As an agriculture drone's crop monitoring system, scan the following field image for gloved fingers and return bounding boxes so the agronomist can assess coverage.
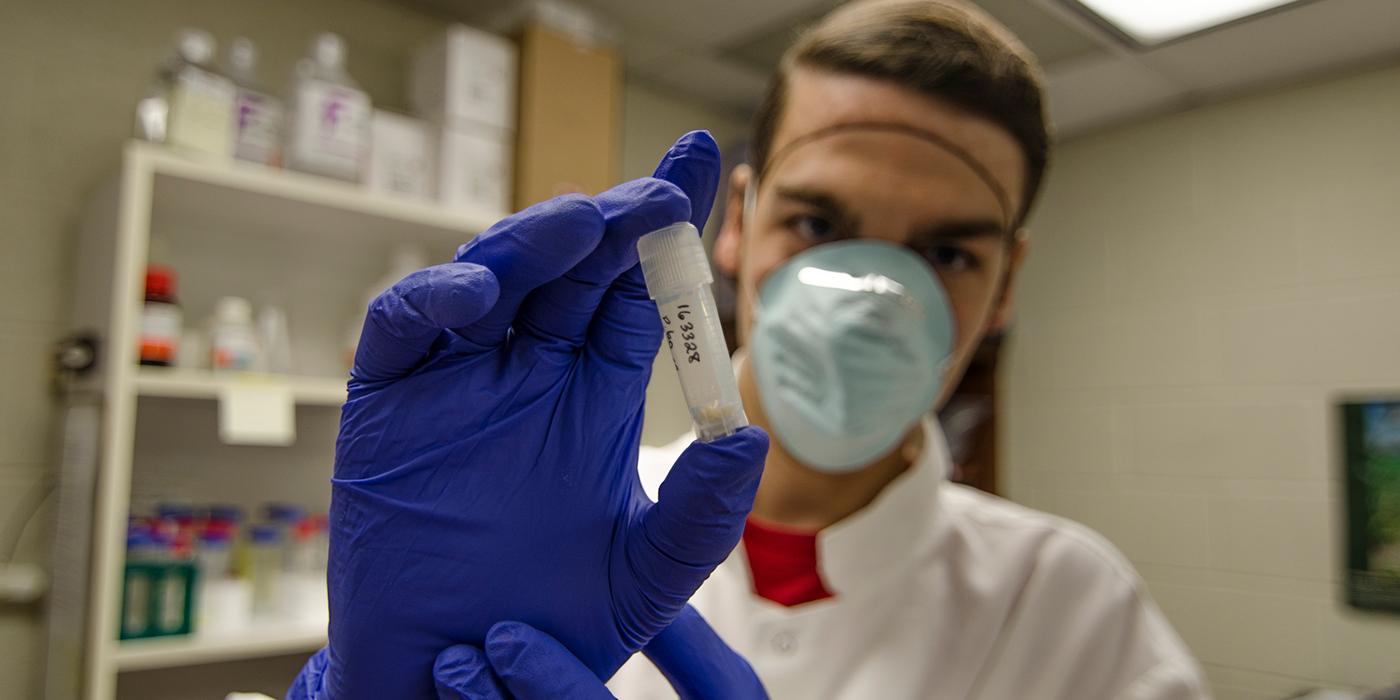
[484,622,617,700]
[643,606,769,700]
[512,176,689,359]
[452,193,606,350]
[434,645,510,700]
[651,130,723,233]
[285,646,331,700]
[636,426,769,580]
[581,131,722,376]
[352,263,501,384]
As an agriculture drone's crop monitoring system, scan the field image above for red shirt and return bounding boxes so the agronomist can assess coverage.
[740,517,834,607]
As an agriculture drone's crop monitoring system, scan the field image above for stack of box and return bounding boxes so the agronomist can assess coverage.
[411,25,517,215]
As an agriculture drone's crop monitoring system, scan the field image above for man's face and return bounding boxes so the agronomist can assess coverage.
[717,67,1029,411]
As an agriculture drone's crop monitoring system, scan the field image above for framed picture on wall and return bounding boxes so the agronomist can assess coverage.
[1341,397,1400,614]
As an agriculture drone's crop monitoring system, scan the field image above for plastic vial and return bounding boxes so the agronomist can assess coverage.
[636,223,748,442]
[139,266,181,366]
[285,33,371,181]
[225,37,284,167]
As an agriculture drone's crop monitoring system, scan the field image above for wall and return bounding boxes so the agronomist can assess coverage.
[1004,62,1400,699]
[621,81,749,446]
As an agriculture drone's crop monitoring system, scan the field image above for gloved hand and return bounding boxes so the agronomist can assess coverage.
[431,606,768,700]
[286,131,769,699]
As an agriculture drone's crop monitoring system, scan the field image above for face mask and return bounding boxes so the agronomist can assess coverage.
[750,240,955,473]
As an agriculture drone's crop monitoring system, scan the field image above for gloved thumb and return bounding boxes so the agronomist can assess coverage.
[433,644,508,700]
[484,622,617,699]
[637,427,769,579]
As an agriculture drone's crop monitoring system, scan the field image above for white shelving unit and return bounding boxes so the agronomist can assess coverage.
[65,140,502,700]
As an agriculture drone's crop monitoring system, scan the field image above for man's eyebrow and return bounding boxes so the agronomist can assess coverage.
[774,186,860,232]
[910,218,1008,244]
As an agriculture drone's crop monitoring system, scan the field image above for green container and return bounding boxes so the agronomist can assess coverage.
[119,562,198,640]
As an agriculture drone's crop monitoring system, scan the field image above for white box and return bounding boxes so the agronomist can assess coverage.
[412,25,517,131]
[365,110,433,198]
[438,124,513,215]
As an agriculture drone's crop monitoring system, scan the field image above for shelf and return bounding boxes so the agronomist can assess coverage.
[113,623,326,671]
[135,368,347,406]
[132,139,504,246]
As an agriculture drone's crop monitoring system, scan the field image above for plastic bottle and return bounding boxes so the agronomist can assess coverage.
[121,531,159,639]
[153,536,196,636]
[141,29,236,157]
[285,33,371,181]
[225,37,284,167]
[248,524,284,617]
[139,266,181,367]
[256,305,293,374]
[209,297,261,372]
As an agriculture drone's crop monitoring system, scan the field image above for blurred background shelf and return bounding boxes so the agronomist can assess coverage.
[113,624,327,672]
[137,140,504,246]
[61,136,504,700]
[135,368,347,406]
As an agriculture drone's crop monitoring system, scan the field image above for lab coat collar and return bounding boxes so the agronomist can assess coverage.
[815,414,951,597]
[729,349,952,598]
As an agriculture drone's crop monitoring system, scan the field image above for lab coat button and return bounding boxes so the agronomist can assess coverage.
[771,629,797,654]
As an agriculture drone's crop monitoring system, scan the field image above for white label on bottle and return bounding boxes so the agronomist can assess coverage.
[234,89,283,165]
[139,303,182,363]
[291,80,369,178]
[210,326,258,371]
[168,67,235,156]
[123,573,150,635]
[159,571,186,632]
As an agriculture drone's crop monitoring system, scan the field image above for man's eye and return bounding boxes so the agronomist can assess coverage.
[929,245,981,272]
[789,214,836,242]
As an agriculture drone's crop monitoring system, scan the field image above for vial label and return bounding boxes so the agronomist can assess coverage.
[234,89,283,166]
[660,301,704,370]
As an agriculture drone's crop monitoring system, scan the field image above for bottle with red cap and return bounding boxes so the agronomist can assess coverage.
[139,266,182,366]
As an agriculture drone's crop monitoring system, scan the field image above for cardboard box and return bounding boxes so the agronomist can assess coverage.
[365,110,432,199]
[513,22,619,209]
[412,25,517,131]
[437,124,513,215]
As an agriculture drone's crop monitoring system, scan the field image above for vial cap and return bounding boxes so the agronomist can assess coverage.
[636,222,712,300]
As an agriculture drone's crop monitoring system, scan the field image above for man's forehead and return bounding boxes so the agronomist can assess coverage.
[770,67,1027,213]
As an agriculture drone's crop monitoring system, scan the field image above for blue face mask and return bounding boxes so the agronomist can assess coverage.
[750,240,955,473]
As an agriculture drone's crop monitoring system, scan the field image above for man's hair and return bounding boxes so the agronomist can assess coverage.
[750,0,1051,226]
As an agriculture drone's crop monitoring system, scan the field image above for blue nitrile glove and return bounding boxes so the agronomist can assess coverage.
[286,131,768,700]
[431,606,768,700]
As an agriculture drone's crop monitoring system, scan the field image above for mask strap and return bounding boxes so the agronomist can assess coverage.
[759,121,1015,231]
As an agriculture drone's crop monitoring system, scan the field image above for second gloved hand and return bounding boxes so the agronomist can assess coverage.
[290,132,769,699]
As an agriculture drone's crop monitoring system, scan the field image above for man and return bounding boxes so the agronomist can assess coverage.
[605,1,1208,697]
[292,1,1207,698]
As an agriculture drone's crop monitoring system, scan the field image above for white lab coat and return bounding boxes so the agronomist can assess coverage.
[610,418,1210,699]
